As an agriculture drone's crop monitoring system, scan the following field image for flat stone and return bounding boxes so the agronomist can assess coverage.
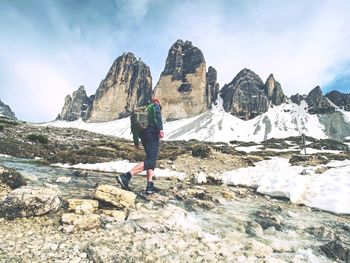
[67,199,99,214]
[94,184,136,209]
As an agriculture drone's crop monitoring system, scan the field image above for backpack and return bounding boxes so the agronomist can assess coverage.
[131,104,157,131]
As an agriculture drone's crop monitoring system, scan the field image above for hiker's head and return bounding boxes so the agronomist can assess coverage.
[152,96,160,105]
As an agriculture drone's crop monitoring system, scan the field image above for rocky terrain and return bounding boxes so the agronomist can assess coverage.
[326,90,350,111]
[0,117,350,262]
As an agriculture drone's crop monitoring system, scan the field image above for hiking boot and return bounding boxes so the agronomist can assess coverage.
[145,182,159,194]
[116,172,131,191]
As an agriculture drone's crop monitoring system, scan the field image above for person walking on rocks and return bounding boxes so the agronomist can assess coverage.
[117,96,164,194]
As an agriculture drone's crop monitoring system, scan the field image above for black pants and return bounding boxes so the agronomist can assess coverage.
[140,127,159,170]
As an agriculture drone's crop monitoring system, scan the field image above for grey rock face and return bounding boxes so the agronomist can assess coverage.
[0,99,16,120]
[154,40,209,120]
[290,93,305,105]
[206,66,219,107]
[264,74,285,106]
[59,85,92,121]
[86,52,152,122]
[0,186,61,219]
[326,90,350,111]
[220,68,269,120]
[162,39,205,79]
[306,86,335,114]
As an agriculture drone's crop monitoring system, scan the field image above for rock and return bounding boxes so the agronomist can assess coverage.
[0,165,27,189]
[58,85,92,121]
[0,183,10,201]
[61,213,101,232]
[308,139,348,151]
[220,68,269,120]
[0,186,61,218]
[153,40,209,120]
[306,86,335,114]
[193,172,207,184]
[94,184,136,209]
[264,74,286,106]
[206,66,219,107]
[67,199,99,214]
[289,154,329,166]
[326,90,350,111]
[305,226,335,240]
[86,52,152,122]
[255,210,283,230]
[191,144,211,158]
[245,221,264,237]
[290,93,305,105]
[56,176,71,183]
[0,99,16,120]
[99,209,126,223]
[245,239,273,258]
[320,239,350,262]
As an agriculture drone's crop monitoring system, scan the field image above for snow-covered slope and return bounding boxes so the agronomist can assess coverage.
[44,100,350,142]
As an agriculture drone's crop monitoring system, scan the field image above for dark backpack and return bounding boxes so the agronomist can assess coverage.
[131,104,157,131]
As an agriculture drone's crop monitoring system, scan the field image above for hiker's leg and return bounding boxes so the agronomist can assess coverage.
[130,162,144,176]
[146,169,154,182]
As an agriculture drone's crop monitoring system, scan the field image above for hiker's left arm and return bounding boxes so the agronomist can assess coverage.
[155,104,163,131]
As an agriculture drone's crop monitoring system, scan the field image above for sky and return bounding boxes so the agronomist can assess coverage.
[1,0,350,122]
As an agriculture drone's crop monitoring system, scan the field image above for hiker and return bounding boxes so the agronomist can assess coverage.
[116,96,164,194]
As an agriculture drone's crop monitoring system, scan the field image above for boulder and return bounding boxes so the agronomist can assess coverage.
[67,199,99,214]
[86,52,152,122]
[94,184,136,209]
[0,186,61,218]
[0,165,27,189]
[153,40,209,120]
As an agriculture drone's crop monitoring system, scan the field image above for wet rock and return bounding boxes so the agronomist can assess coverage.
[99,209,126,223]
[61,213,101,232]
[320,239,350,262]
[0,186,61,219]
[94,184,136,209]
[0,165,27,189]
[67,199,99,214]
[191,144,212,158]
[245,221,264,237]
[245,239,273,258]
[255,210,283,231]
[305,226,335,240]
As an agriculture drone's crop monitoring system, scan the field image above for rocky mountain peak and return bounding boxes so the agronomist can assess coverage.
[58,85,92,121]
[162,39,205,80]
[263,73,285,106]
[153,40,209,120]
[85,52,152,122]
[0,99,16,120]
[326,90,350,111]
[306,86,335,114]
[206,66,219,107]
[220,68,268,120]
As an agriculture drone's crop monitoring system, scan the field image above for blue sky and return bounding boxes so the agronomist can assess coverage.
[1,0,350,122]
